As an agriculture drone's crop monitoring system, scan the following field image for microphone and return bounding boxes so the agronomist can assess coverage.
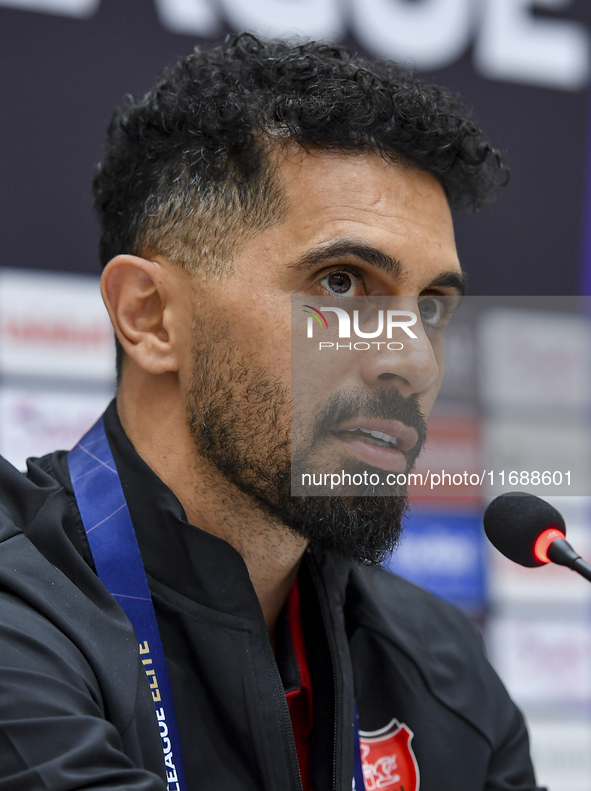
[483,492,591,583]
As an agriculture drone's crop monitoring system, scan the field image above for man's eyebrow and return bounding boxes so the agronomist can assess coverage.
[289,239,402,277]
[289,238,466,295]
[424,270,466,296]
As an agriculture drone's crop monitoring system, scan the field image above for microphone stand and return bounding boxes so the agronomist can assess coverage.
[548,538,591,583]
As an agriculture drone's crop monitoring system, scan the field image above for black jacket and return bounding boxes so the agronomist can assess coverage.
[0,402,544,791]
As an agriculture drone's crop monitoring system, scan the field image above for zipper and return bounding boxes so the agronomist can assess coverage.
[261,621,304,791]
[307,555,344,791]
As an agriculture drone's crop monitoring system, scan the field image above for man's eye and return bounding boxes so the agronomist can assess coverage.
[320,271,357,296]
[418,297,444,327]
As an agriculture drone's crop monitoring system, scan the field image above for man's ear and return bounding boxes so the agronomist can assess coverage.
[101,255,180,375]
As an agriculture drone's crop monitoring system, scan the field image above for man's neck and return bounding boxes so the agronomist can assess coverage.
[116,383,307,638]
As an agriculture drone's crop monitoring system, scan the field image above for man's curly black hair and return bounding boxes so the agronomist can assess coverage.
[93,33,507,275]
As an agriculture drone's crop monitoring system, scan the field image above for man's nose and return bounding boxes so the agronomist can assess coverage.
[356,316,440,397]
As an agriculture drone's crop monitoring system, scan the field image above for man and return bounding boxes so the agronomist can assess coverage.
[0,34,544,791]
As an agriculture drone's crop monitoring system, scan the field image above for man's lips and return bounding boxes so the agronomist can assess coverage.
[335,419,418,451]
[331,419,419,474]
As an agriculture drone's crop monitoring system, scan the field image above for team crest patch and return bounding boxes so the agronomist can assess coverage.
[359,718,420,791]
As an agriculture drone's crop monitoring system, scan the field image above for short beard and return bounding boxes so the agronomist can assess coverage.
[185,321,424,565]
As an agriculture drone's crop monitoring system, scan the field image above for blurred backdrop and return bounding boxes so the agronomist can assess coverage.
[1,2,591,789]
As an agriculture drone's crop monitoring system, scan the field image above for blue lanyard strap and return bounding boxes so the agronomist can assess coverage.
[67,416,187,791]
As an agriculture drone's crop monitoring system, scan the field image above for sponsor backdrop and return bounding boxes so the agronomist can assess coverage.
[2,2,591,789]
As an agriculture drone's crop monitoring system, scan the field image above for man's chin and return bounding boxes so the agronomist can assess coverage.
[274,491,409,566]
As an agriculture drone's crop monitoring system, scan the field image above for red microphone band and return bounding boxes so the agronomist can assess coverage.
[534,527,567,564]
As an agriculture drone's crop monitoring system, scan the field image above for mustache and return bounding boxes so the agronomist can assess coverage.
[311,386,428,465]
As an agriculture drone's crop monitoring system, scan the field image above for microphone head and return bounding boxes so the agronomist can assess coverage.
[483,492,566,567]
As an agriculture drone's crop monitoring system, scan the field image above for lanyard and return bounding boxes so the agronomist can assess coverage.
[68,414,366,791]
[67,416,187,791]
